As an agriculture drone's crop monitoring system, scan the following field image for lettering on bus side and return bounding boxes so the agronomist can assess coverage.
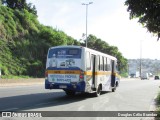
[50,75,65,78]
[65,71,75,74]
[54,71,61,74]
[65,75,77,79]
[57,79,70,83]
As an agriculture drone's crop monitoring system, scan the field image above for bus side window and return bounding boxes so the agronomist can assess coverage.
[86,52,91,70]
[116,62,119,72]
[99,56,102,71]
[98,56,100,71]
[115,61,119,72]
[113,60,118,72]
[104,57,107,71]
[100,56,103,71]
[102,57,104,71]
[107,58,111,71]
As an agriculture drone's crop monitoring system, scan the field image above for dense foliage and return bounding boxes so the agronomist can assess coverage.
[82,35,128,74]
[0,1,127,78]
[125,0,160,40]
[2,0,37,15]
[0,5,76,77]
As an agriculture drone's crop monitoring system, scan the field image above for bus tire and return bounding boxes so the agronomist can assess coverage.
[112,82,118,92]
[65,90,75,96]
[112,86,116,92]
[94,85,101,97]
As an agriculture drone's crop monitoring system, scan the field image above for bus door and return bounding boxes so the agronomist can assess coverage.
[111,60,116,87]
[91,54,96,89]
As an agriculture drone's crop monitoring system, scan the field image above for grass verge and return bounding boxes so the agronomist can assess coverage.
[1,75,31,79]
[0,77,45,87]
[155,92,160,120]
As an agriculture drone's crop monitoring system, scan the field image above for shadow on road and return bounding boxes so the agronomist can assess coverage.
[0,91,110,111]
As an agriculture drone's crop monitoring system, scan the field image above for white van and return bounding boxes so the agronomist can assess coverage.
[141,73,149,80]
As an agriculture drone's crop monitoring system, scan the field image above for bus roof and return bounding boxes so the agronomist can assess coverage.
[49,45,117,61]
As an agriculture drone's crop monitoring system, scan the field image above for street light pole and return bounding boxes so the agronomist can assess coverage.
[140,40,142,78]
[82,2,93,48]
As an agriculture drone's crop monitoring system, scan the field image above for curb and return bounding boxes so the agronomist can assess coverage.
[149,95,158,112]
[0,78,45,87]
[0,82,44,87]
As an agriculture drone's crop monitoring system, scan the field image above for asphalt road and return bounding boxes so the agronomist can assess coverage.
[0,78,160,120]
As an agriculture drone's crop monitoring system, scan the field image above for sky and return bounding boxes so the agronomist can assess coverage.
[26,0,160,60]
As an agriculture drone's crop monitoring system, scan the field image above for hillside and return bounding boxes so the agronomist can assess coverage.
[0,2,127,78]
[0,5,77,78]
[128,59,160,75]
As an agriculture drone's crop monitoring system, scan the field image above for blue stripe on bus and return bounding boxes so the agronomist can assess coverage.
[47,67,82,71]
[45,79,85,92]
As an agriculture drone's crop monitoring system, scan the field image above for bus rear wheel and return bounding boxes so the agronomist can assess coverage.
[112,82,118,92]
[112,85,116,92]
[112,87,116,92]
[94,85,101,97]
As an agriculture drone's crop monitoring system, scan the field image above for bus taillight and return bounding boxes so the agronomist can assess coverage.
[79,71,84,81]
[45,70,48,79]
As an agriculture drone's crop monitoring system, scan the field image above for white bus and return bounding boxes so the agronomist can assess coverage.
[45,45,120,97]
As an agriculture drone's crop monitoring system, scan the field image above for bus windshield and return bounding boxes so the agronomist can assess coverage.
[48,48,81,59]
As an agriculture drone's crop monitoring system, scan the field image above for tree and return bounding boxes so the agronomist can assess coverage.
[2,0,27,9]
[2,0,37,15]
[82,34,128,74]
[26,3,37,16]
[125,0,160,40]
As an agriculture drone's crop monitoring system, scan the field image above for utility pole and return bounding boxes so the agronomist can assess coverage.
[140,40,142,77]
[82,2,93,48]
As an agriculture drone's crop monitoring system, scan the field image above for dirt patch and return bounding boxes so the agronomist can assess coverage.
[0,78,45,87]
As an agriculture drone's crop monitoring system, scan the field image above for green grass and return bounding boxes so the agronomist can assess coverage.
[1,75,31,79]
[155,92,160,120]
[120,72,128,78]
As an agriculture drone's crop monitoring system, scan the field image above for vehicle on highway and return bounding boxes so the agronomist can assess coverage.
[45,45,120,97]
[141,73,149,80]
[154,75,160,80]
